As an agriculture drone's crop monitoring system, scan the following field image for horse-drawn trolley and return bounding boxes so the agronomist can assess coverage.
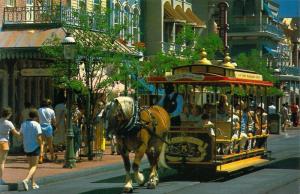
[146,50,273,174]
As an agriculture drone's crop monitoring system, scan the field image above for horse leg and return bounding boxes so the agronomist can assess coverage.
[132,129,150,186]
[146,146,160,189]
[120,149,133,193]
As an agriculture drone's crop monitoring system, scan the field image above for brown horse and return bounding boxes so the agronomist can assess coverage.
[103,96,170,193]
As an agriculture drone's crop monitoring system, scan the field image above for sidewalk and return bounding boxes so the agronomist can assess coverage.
[4,146,126,189]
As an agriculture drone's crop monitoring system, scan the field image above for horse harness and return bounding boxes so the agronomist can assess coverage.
[115,101,171,147]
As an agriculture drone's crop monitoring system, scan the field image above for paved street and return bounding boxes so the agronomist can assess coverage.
[5,129,300,194]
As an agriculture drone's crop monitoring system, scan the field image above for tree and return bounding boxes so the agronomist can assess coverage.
[235,49,283,96]
[141,25,223,76]
[41,6,141,160]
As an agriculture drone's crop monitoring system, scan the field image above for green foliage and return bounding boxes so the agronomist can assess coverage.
[40,6,140,120]
[267,87,284,97]
[195,33,224,60]
[142,27,223,76]
[235,49,275,82]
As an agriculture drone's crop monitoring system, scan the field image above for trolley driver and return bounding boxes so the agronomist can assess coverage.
[158,83,183,126]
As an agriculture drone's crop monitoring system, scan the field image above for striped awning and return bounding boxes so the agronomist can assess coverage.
[164,2,185,23]
[185,9,206,28]
[174,6,197,26]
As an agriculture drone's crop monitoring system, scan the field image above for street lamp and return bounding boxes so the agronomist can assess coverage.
[62,32,76,168]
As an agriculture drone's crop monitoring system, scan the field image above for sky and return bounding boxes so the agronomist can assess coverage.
[275,0,300,17]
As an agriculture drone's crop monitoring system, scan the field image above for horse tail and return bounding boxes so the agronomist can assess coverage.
[158,142,171,169]
[148,105,170,136]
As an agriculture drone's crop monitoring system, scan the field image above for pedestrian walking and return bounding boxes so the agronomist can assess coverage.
[281,103,289,132]
[54,99,67,151]
[0,107,20,184]
[291,102,299,127]
[20,108,42,191]
[38,99,56,163]
[267,102,276,115]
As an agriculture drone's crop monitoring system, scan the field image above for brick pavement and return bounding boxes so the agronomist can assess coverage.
[4,147,124,184]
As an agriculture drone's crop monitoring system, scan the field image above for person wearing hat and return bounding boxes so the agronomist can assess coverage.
[255,103,268,148]
[158,83,183,126]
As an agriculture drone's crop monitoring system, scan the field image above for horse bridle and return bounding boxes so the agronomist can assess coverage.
[104,100,128,135]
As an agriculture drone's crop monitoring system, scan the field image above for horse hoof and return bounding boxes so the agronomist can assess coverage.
[123,187,133,193]
[135,172,145,186]
[147,181,156,189]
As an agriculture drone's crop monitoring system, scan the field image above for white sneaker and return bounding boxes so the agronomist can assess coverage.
[22,179,29,191]
[32,184,40,190]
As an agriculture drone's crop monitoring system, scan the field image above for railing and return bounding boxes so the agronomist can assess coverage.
[3,5,106,31]
[281,66,300,76]
[229,23,284,39]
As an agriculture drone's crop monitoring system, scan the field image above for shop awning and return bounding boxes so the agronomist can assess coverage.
[263,46,278,57]
[174,6,197,26]
[164,2,185,23]
[0,28,65,48]
[185,8,206,28]
[0,28,139,59]
[263,2,279,23]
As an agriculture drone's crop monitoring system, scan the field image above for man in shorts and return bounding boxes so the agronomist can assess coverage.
[38,99,56,163]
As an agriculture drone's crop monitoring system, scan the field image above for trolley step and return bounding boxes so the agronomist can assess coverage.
[216,156,268,173]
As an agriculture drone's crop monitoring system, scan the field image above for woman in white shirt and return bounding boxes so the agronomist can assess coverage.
[0,107,20,184]
[38,99,56,163]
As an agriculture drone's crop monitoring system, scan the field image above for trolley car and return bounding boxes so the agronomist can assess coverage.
[145,49,273,174]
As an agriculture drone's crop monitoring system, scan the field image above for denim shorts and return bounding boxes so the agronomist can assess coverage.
[41,123,53,138]
[25,147,40,157]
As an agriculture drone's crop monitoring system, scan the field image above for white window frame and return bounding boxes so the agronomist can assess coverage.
[123,6,131,43]
[132,9,140,44]
[6,0,15,7]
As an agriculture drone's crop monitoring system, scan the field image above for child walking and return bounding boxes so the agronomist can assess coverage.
[20,109,42,191]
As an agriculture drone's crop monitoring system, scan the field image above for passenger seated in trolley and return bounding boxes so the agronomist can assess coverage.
[189,104,202,121]
[227,106,245,154]
[242,105,257,150]
[202,113,215,136]
[180,103,192,122]
[255,103,268,148]
[216,94,230,121]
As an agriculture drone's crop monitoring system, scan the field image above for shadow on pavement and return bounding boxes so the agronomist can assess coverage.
[79,187,124,194]
[265,157,300,170]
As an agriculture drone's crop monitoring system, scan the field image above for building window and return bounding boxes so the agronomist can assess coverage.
[132,9,139,44]
[26,0,33,6]
[123,6,131,42]
[93,0,101,12]
[6,0,15,7]
[114,4,121,25]
[232,0,244,16]
[245,0,256,16]
[78,0,86,10]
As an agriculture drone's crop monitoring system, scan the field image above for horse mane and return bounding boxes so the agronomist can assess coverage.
[115,96,135,121]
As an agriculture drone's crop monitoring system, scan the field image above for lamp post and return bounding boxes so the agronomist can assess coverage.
[274,68,281,112]
[62,32,76,168]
